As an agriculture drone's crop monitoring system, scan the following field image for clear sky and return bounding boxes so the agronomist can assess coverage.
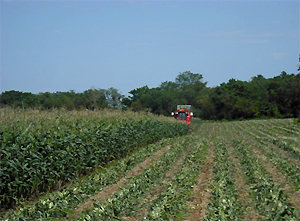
[1,0,299,96]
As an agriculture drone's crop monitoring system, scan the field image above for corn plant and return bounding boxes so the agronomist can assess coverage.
[0,109,189,207]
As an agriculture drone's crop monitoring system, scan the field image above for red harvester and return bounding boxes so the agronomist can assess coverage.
[171,105,193,125]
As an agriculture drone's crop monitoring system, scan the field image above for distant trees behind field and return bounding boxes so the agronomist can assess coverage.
[0,87,124,111]
[1,70,300,121]
[124,71,300,120]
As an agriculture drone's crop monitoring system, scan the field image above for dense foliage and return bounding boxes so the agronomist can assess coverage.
[0,109,189,208]
[126,71,300,120]
[0,87,124,110]
[1,70,299,120]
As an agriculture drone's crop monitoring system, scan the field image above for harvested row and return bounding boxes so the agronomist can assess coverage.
[194,120,299,220]
[227,145,260,220]
[230,121,300,217]
[78,135,201,220]
[247,119,300,136]
[204,142,241,220]
[234,122,300,189]
[221,122,260,220]
[71,144,173,218]
[241,120,300,158]
[259,120,300,137]
[232,140,296,219]
[144,139,207,220]
[185,123,218,221]
[81,137,188,220]
[128,144,193,220]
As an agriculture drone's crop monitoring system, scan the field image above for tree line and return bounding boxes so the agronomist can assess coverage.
[125,70,300,120]
[1,70,300,121]
[0,87,124,111]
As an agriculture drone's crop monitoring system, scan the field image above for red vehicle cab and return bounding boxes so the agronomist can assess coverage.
[171,105,193,124]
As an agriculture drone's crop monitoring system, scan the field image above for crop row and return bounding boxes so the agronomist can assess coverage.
[204,141,241,221]
[243,134,300,190]
[1,116,189,207]
[202,120,300,220]
[145,139,207,219]
[2,137,178,220]
[79,136,190,220]
[241,120,300,155]
[232,140,297,220]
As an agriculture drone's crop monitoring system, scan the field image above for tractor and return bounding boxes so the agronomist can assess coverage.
[171,105,193,131]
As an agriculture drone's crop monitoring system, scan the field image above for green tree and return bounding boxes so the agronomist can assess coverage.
[249,75,269,117]
[85,88,107,110]
[105,87,124,109]
[175,71,204,89]
[0,90,23,108]
[129,86,150,102]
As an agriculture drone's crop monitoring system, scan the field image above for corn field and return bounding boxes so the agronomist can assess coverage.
[1,109,300,220]
[0,108,188,209]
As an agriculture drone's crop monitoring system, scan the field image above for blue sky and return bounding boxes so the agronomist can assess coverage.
[1,0,299,96]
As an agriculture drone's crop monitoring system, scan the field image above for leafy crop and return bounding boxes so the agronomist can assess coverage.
[232,141,296,220]
[205,142,241,221]
[79,137,187,220]
[0,109,189,207]
[3,138,175,220]
[146,140,207,220]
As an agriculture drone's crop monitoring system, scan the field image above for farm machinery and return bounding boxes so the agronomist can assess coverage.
[171,105,193,131]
